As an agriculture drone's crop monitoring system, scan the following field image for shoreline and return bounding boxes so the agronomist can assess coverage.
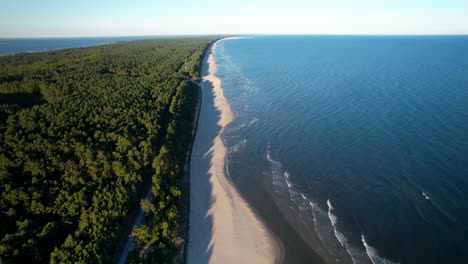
[188,37,284,263]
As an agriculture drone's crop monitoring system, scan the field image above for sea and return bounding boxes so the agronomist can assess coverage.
[0,35,198,55]
[215,35,468,264]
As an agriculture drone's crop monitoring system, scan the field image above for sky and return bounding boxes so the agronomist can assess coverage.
[1,0,468,37]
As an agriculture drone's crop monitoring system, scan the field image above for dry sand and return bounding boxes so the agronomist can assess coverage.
[188,38,283,264]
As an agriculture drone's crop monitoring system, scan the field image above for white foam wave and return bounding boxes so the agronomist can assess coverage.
[306,199,352,262]
[292,189,376,264]
[229,139,247,153]
[422,192,430,200]
[327,200,338,227]
[267,144,290,196]
[266,143,272,161]
[267,145,352,263]
[238,74,253,93]
[328,200,373,264]
[284,171,293,188]
[247,117,258,127]
[362,235,398,264]
[327,200,349,251]
[239,118,258,129]
[266,144,396,264]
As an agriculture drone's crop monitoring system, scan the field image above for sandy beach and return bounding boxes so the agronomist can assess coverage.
[187,37,283,263]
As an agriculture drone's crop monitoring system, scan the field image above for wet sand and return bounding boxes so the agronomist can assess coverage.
[187,38,283,264]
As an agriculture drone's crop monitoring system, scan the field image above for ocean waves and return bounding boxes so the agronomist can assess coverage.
[267,145,397,264]
[216,35,468,263]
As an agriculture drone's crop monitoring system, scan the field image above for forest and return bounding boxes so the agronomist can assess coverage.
[0,36,218,263]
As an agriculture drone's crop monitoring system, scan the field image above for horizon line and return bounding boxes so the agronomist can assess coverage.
[2,33,468,39]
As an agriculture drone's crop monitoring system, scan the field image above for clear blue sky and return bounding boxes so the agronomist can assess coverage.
[1,0,467,37]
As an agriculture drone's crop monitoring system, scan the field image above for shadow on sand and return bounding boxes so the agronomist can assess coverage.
[186,48,222,263]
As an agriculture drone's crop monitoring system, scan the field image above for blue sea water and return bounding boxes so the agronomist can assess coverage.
[215,36,468,264]
[0,36,189,55]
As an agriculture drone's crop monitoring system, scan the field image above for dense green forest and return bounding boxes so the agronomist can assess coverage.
[0,37,218,263]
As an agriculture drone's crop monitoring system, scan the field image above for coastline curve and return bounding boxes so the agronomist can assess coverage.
[188,37,284,264]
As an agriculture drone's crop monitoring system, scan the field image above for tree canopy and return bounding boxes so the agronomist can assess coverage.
[0,37,218,263]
